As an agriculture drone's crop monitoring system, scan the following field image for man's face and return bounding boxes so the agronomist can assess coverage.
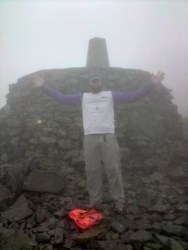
[89,77,102,93]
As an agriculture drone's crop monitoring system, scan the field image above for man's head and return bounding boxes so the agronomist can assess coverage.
[89,76,102,93]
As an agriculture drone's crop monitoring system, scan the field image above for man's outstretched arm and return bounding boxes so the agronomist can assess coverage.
[112,71,164,104]
[32,74,83,106]
[42,85,83,105]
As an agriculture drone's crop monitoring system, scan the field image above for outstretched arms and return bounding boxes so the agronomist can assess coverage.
[31,74,83,106]
[42,85,83,105]
[112,71,164,104]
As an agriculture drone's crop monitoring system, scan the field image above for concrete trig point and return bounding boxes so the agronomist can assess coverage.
[86,37,110,68]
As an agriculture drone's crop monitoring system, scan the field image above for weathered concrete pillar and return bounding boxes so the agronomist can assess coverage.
[86,37,110,68]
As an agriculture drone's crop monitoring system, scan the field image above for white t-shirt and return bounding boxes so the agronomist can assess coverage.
[82,91,115,135]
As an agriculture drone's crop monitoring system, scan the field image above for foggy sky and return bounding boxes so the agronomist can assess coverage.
[0,0,188,116]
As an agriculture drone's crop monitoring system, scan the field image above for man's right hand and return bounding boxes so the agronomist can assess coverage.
[31,73,45,87]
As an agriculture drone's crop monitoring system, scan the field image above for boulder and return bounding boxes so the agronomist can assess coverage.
[23,170,65,194]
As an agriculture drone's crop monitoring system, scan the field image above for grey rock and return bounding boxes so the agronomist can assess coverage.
[1,153,9,162]
[111,220,126,233]
[11,136,20,145]
[54,227,64,244]
[26,222,32,229]
[139,198,153,209]
[143,247,153,250]
[35,207,47,224]
[128,205,140,215]
[54,208,66,217]
[1,230,37,249]
[76,227,107,243]
[36,232,50,243]
[121,232,132,243]
[48,229,55,236]
[155,233,169,245]
[45,245,53,250]
[0,228,15,238]
[89,240,122,250]
[148,213,163,223]
[162,223,187,237]
[164,214,176,221]
[63,238,75,248]
[7,119,22,127]
[178,240,188,249]
[12,194,29,208]
[149,222,161,231]
[120,245,133,250]
[1,206,33,222]
[169,238,184,250]
[174,216,188,226]
[0,184,15,210]
[149,203,171,214]
[40,136,56,144]
[123,219,137,230]
[1,198,33,223]
[23,170,65,194]
[168,168,186,181]
[69,128,80,140]
[136,219,150,230]
[34,224,49,233]
[177,205,188,213]
[58,139,71,149]
[48,217,58,229]
[15,232,38,248]
[57,220,65,229]
[0,163,28,194]
[30,138,38,144]
[130,230,153,242]
[111,233,119,240]
[146,242,162,250]
[108,74,120,81]
[136,140,149,147]
[0,228,37,249]
[150,172,164,182]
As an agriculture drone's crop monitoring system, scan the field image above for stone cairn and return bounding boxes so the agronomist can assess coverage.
[0,38,188,249]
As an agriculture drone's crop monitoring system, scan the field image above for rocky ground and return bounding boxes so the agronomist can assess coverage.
[0,155,188,250]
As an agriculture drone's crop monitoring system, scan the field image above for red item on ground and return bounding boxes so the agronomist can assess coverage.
[69,208,103,230]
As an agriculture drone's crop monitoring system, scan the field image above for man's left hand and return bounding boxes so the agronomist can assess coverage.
[151,71,165,84]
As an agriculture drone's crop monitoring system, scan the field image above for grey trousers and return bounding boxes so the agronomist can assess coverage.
[83,134,125,205]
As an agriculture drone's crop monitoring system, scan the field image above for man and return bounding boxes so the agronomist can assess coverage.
[32,71,164,213]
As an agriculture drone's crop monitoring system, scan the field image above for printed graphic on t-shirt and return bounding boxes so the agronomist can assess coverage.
[85,95,110,114]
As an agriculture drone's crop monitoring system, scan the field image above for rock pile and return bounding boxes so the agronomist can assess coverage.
[0,67,183,169]
[0,37,187,249]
